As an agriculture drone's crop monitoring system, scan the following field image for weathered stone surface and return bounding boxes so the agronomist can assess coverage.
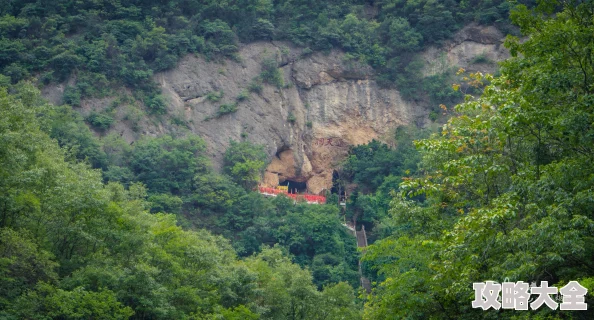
[422,23,510,76]
[42,24,508,194]
[292,50,373,89]
[156,41,422,194]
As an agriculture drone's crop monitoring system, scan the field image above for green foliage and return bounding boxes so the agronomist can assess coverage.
[390,57,425,100]
[103,165,134,186]
[3,63,29,83]
[422,71,464,107]
[416,0,457,43]
[63,86,81,106]
[148,193,183,214]
[0,84,361,319]
[86,111,114,131]
[384,18,423,54]
[11,284,134,320]
[123,105,144,131]
[50,51,83,81]
[75,72,112,98]
[38,102,108,169]
[280,45,290,57]
[101,133,131,167]
[252,18,275,41]
[102,131,211,195]
[471,53,493,64]
[273,204,360,288]
[0,228,58,309]
[0,74,10,87]
[243,247,361,320]
[223,140,267,189]
[129,135,209,195]
[0,1,552,318]
[201,19,239,57]
[198,190,361,287]
[97,134,359,290]
[344,131,423,193]
[217,102,238,117]
[260,57,284,88]
[170,112,188,127]
[428,110,438,122]
[247,78,263,93]
[340,125,429,240]
[364,1,594,317]
[206,90,224,102]
[287,112,296,123]
[236,89,249,102]
[144,94,167,115]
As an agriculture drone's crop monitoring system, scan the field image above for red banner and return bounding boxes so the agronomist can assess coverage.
[258,187,326,204]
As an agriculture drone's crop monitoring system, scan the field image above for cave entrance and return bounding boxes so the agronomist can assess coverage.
[279,179,307,194]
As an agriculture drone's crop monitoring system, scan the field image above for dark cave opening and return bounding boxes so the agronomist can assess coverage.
[279,179,307,194]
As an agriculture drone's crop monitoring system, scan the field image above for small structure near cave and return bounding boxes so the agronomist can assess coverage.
[279,179,307,194]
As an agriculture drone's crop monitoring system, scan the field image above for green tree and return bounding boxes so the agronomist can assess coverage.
[40,103,108,169]
[128,134,209,195]
[11,284,134,320]
[417,0,457,43]
[363,1,594,318]
[260,57,284,88]
[384,17,423,54]
[343,140,405,192]
[0,82,361,320]
[223,140,267,190]
[0,228,58,311]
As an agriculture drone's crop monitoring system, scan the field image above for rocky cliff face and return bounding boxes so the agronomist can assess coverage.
[422,23,509,76]
[157,42,420,194]
[42,24,508,194]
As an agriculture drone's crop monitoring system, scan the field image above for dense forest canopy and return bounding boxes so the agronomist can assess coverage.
[361,0,594,318]
[0,0,532,105]
[1,0,594,319]
[0,83,362,319]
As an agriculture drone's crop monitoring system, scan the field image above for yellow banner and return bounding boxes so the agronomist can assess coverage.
[277,186,288,191]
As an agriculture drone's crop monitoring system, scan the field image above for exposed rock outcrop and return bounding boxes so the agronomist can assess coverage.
[42,24,508,194]
[156,42,420,194]
[422,23,510,76]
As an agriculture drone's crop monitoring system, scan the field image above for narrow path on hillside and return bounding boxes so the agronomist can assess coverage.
[355,226,372,293]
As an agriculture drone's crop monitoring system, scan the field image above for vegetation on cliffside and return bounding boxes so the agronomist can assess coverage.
[0,0,530,105]
[347,1,594,318]
[0,84,362,319]
[2,0,594,319]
